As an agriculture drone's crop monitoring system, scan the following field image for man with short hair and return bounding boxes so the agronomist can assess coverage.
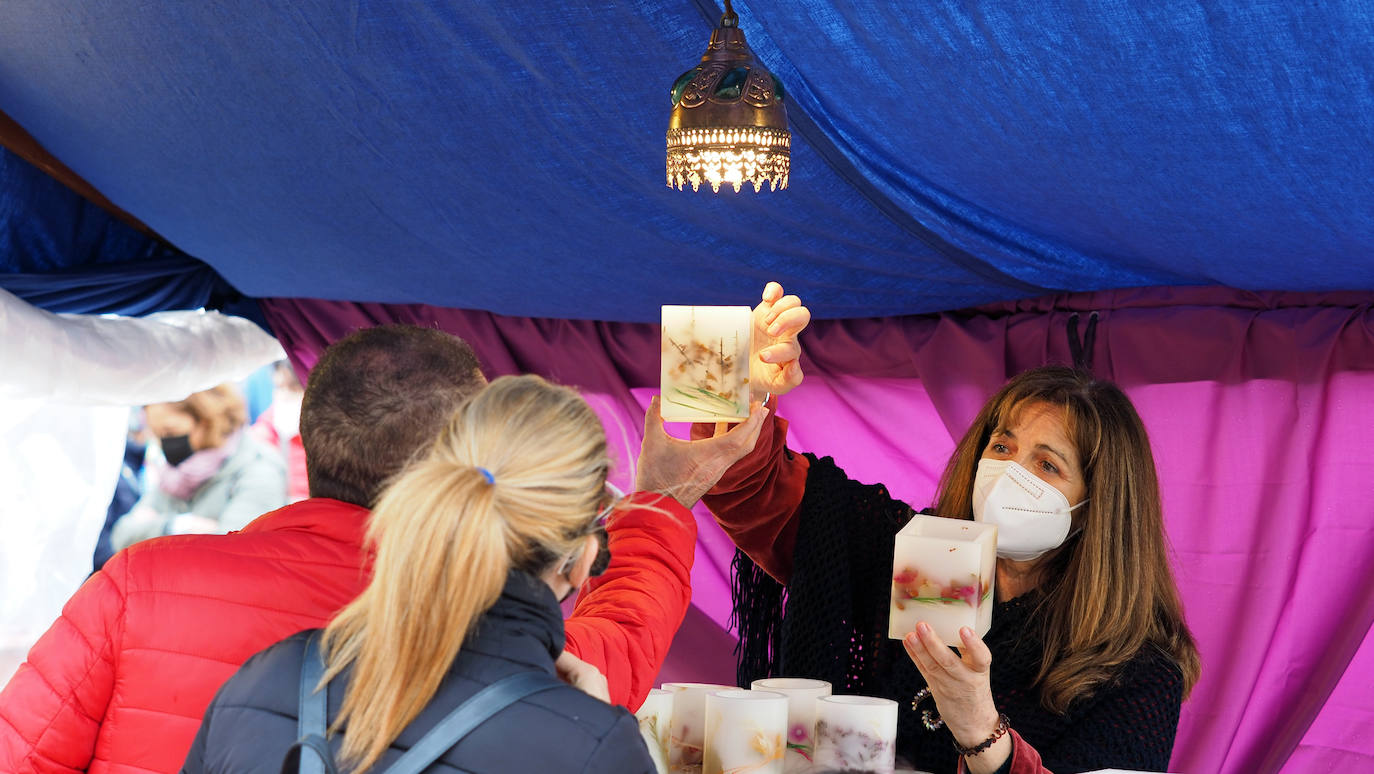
[0,324,717,774]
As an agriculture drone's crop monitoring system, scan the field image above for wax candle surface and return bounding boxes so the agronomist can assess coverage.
[663,682,735,771]
[704,689,788,774]
[813,695,899,773]
[888,514,997,646]
[661,305,752,422]
[750,678,831,772]
[637,688,674,774]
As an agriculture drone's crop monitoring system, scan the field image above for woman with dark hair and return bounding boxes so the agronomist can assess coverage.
[639,286,1200,774]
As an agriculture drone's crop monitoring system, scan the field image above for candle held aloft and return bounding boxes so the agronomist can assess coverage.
[888,514,997,647]
[661,305,752,422]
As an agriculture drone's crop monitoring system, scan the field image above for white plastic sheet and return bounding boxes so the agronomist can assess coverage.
[0,288,285,685]
[0,401,126,685]
[0,286,284,405]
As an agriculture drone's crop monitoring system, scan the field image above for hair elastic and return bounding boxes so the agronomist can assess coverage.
[477,467,495,484]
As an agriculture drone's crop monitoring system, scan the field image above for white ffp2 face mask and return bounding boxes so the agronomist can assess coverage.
[972,459,1087,561]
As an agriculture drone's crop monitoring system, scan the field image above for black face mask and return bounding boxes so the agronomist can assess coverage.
[558,527,611,604]
[160,434,194,467]
[588,525,610,577]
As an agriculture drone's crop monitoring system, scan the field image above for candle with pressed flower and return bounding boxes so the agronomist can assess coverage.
[663,682,735,771]
[888,514,997,646]
[704,689,788,774]
[660,305,752,423]
[749,678,831,772]
[637,688,674,774]
[813,695,899,773]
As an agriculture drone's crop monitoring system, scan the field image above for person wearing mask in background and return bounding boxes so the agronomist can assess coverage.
[111,384,286,549]
[0,319,793,774]
[252,360,309,502]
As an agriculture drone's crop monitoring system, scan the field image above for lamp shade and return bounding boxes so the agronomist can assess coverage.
[667,5,790,193]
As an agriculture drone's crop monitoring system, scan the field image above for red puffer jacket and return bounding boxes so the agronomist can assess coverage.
[0,492,696,774]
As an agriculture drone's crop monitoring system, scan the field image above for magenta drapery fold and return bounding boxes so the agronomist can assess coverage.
[260,287,1374,774]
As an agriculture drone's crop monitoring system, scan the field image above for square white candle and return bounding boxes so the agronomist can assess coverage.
[661,305,752,423]
[704,689,788,774]
[888,514,997,646]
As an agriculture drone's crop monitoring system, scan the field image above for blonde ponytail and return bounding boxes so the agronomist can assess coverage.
[319,375,609,772]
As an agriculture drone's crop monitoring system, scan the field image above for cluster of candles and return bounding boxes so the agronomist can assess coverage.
[635,678,898,774]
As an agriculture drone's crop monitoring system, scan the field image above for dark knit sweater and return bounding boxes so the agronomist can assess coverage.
[732,455,1184,774]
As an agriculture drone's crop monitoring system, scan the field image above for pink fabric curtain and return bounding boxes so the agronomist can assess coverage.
[261,287,1374,773]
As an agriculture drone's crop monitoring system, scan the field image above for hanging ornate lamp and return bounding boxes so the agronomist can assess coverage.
[667,1,790,193]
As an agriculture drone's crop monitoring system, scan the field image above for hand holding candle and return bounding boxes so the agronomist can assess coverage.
[633,396,768,510]
[902,624,1011,773]
[748,282,811,402]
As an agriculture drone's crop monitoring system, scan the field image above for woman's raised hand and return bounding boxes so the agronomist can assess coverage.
[750,282,811,402]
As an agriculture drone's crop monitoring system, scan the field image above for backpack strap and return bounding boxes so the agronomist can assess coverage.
[282,633,336,774]
[380,670,563,774]
[285,633,562,774]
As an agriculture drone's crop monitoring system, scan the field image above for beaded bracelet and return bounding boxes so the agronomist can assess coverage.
[952,713,1011,757]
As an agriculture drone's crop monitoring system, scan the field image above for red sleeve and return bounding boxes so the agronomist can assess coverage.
[0,554,127,774]
[957,730,1052,774]
[563,492,696,711]
[692,397,809,584]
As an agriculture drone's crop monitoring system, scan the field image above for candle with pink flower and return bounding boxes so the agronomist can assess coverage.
[750,677,831,772]
[703,689,788,774]
[888,513,997,646]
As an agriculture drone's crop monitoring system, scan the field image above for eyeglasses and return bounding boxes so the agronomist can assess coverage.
[592,480,627,529]
[557,478,623,582]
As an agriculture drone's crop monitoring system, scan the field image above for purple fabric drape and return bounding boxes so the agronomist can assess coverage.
[260,287,1374,774]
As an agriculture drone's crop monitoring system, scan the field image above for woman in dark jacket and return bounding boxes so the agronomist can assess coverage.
[182,375,654,773]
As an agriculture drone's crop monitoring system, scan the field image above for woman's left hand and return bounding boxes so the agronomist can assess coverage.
[749,282,811,402]
[555,650,611,704]
[903,623,1003,752]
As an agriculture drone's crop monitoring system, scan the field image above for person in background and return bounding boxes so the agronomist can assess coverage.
[639,285,1199,774]
[1,323,763,774]
[252,360,309,502]
[110,384,287,549]
[184,376,666,772]
[91,434,147,571]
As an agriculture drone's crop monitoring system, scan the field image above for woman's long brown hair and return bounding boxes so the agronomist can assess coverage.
[932,366,1200,712]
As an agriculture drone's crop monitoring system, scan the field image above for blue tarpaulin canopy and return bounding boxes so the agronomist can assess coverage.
[1,1,1370,320]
